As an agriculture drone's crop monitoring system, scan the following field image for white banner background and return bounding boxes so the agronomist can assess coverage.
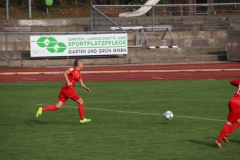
[30,33,128,57]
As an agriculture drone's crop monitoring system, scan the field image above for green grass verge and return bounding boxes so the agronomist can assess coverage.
[0,80,239,160]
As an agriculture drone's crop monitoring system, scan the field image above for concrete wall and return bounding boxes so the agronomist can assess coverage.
[0,16,234,67]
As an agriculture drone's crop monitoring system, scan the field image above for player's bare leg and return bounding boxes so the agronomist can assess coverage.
[56,101,64,109]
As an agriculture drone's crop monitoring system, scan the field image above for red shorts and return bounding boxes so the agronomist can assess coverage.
[58,87,80,104]
[227,100,240,122]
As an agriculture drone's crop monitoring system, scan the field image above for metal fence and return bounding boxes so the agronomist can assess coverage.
[92,3,240,31]
[1,3,240,61]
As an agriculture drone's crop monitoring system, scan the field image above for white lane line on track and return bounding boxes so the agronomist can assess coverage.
[0,80,221,85]
[152,77,165,79]
[1,68,240,75]
[35,104,225,122]
[23,78,37,80]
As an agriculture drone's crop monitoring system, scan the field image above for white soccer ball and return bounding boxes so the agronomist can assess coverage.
[164,111,174,120]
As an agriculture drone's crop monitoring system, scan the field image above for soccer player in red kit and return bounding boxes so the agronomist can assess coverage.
[36,59,91,124]
[214,80,240,148]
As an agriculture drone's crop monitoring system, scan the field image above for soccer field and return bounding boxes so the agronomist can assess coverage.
[0,80,239,160]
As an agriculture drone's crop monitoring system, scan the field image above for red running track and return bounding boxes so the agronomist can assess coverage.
[0,62,239,82]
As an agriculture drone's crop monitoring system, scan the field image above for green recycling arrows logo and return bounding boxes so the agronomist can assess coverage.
[36,37,67,53]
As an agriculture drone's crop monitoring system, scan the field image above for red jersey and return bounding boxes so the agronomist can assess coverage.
[230,80,240,104]
[63,67,82,89]
[58,67,82,103]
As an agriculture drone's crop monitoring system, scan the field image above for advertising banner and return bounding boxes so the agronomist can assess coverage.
[30,33,128,57]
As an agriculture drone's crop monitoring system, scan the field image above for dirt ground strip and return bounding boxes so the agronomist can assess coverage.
[0,62,239,82]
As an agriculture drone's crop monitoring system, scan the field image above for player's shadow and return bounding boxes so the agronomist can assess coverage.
[25,119,81,126]
[229,139,240,145]
[159,122,169,124]
[25,119,49,125]
[186,137,221,148]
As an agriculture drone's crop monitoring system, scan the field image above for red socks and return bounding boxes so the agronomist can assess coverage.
[217,123,230,142]
[41,104,85,120]
[226,122,240,137]
[42,104,57,112]
[78,104,84,120]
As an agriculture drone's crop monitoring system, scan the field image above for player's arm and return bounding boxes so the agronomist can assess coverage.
[230,80,240,87]
[63,69,72,87]
[79,79,91,93]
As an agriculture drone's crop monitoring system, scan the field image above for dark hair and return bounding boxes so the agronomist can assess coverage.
[73,59,82,67]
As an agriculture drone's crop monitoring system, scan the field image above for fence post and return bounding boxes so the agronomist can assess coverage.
[6,0,9,19]
[5,33,8,60]
[208,3,210,31]
[91,6,95,31]
[152,6,155,32]
[28,0,32,18]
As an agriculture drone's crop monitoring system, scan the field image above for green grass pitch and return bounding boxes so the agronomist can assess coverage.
[0,79,240,160]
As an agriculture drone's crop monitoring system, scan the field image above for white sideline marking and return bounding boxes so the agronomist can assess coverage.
[36,104,225,122]
[36,99,227,105]
[173,115,225,122]
[85,107,226,122]
[86,100,227,103]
